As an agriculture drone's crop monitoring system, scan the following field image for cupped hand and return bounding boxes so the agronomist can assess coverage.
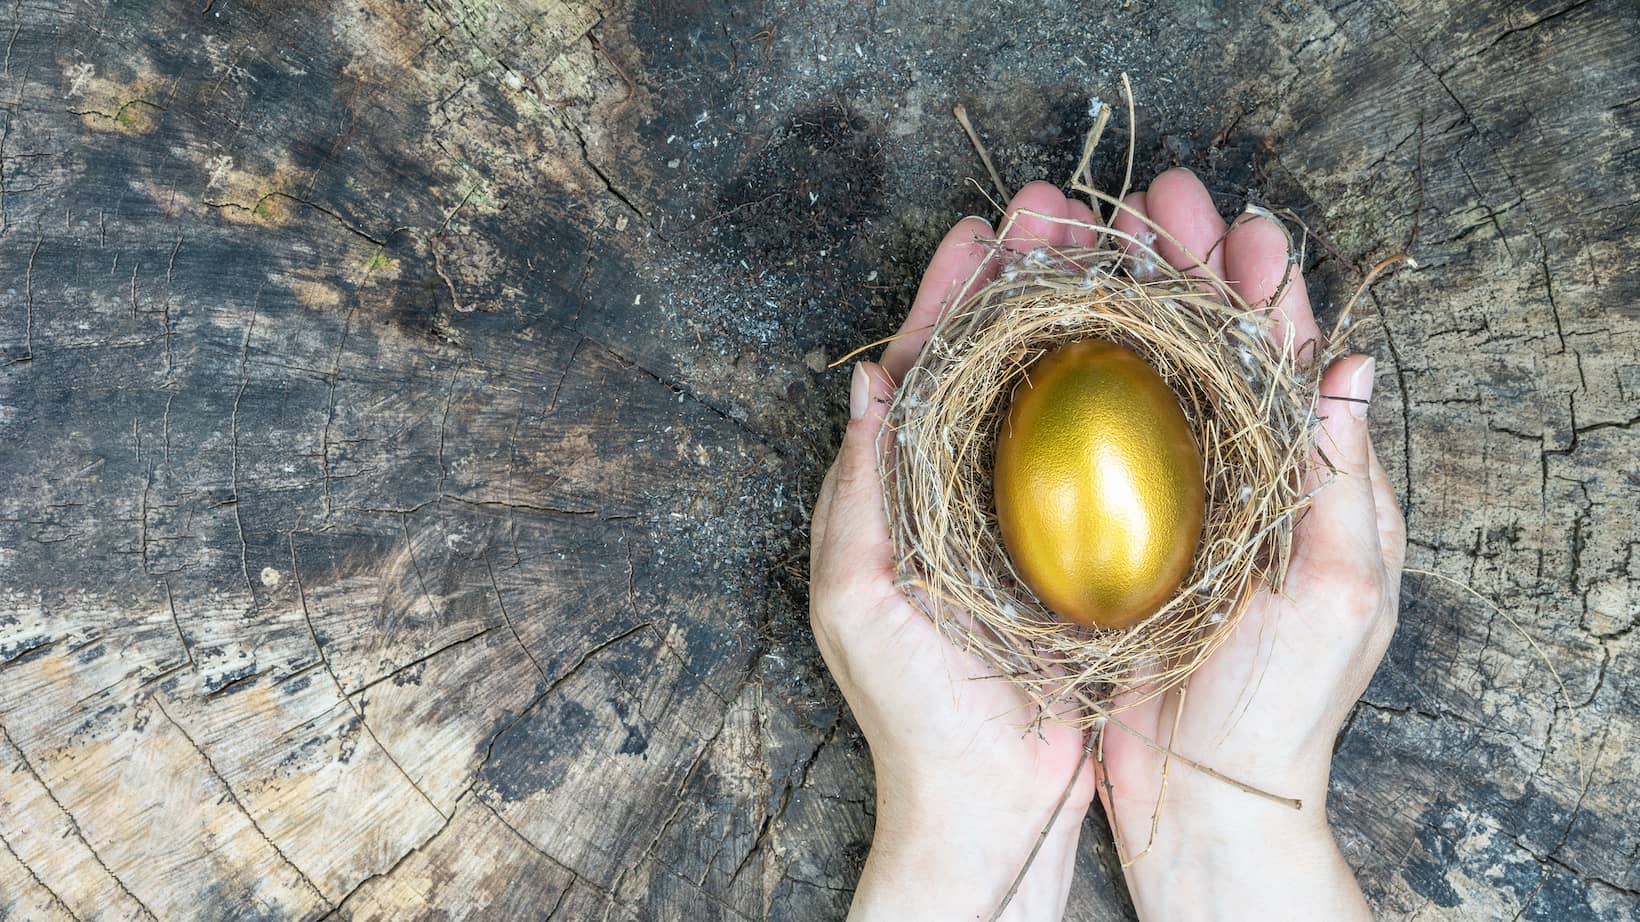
[1095,168,1407,921]
[810,183,1106,922]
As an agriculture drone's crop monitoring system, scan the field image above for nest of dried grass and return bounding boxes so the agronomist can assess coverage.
[878,198,1356,728]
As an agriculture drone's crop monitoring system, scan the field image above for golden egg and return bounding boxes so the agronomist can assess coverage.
[993,340,1204,629]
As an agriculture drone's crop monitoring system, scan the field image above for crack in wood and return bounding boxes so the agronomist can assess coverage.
[545,334,585,416]
[161,580,193,670]
[287,528,452,822]
[320,619,655,917]
[558,110,666,242]
[1365,290,1415,515]
[0,724,158,920]
[2,0,19,79]
[540,874,575,921]
[318,299,358,525]
[0,85,12,240]
[432,361,463,502]
[0,824,82,921]
[470,793,666,922]
[230,308,255,601]
[1512,714,1630,916]
[441,491,600,519]
[591,339,781,460]
[1467,0,1598,63]
[201,192,388,247]
[317,790,470,920]
[601,691,749,916]
[347,623,505,701]
[203,662,277,700]
[0,635,55,671]
[396,513,452,668]
[150,696,334,910]
[1,234,40,367]
[483,552,549,682]
[646,852,759,922]
[728,713,841,890]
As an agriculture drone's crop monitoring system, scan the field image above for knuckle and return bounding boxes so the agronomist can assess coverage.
[1326,562,1387,621]
[815,463,839,508]
[807,595,832,633]
[1373,607,1398,650]
[1386,515,1409,563]
[833,454,869,495]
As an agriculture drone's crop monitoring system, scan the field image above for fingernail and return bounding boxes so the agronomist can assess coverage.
[1347,357,1376,418]
[850,363,870,420]
[1240,203,1281,224]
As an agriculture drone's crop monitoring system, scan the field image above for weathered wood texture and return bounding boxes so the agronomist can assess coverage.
[0,0,1635,919]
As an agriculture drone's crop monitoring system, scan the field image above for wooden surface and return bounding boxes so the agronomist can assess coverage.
[1,0,1636,919]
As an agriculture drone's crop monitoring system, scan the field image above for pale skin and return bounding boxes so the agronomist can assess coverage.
[808,169,1407,921]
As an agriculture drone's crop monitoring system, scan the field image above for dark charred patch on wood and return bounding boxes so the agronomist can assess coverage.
[1,636,52,668]
[1404,799,1466,908]
[379,247,461,341]
[204,660,261,697]
[703,102,885,261]
[194,882,302,922]
[483,698,593,804]
[1522,871,1601,920]
[618,722,649,756]
[390,663,426,689]
[281,671,315,697]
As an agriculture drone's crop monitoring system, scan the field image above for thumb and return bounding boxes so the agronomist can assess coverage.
[1293,354,1381,573]
[815,361,899,578]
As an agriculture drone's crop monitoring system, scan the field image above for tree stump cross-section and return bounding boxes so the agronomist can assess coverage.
[1,1,1637,919]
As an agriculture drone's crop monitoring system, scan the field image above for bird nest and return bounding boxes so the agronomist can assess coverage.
[879,207,1352,727]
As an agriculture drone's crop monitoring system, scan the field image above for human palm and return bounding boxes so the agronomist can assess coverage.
[807,553,1096,813]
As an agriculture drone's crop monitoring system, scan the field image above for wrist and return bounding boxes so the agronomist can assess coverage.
[851,773,1091,921]
[1116,777,1369,922]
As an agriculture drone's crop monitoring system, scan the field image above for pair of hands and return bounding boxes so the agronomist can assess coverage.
[809,170,1407,921]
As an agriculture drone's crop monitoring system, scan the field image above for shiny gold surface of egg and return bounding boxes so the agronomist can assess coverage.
[993,340,1205,629]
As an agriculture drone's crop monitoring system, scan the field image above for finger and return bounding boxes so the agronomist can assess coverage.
[1110,189,1149,244]
[812,361,900,599]
[1109,189,1162,278]
[1106,655,1167,740]
[1368,438,1407,577]
[1142,167,1228,279]
[880,216,995,381]
[1294,354,1381,574]
[1223,208,1323,365]
[999,180,1072,255]
[1064,197,1102,248]
[1093,656,1167,816]
[810,461,838,556]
